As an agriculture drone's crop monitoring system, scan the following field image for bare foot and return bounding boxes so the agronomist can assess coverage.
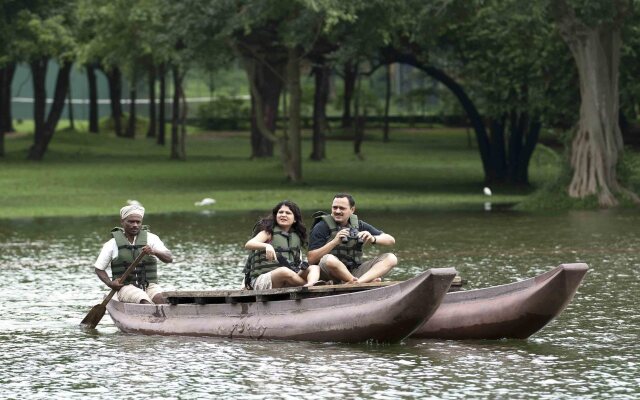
[346,277,359,284]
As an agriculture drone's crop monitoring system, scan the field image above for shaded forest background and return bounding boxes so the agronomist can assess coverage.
[2,0,640,207]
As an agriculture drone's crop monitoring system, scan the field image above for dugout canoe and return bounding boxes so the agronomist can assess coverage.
[410,263,589,340]
[106,267,457,343]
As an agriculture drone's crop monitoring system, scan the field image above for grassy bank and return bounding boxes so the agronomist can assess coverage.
[1,122,563,219]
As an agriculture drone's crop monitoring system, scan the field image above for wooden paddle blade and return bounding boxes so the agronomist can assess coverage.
[80,304,106,329]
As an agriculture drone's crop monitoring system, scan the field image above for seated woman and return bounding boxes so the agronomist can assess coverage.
[243,200,320,290]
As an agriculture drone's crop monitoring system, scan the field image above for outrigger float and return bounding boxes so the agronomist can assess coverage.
[412,263,588,340]
[105,263,588,342]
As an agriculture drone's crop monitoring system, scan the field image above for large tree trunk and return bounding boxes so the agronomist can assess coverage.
[105,66,123,136]
[247,57,284,158]
[170,65,186,160]
[310,61,329,161]
[157,63,166,146]
[28,60,72,160]
[240,44,302,181]
[86,63,99,133]
[554,1,636,206]
[512,118,541,186]
[342,61,357,129]
[0,61,16,156]
[488,115,508,183]
[147,64,157,138]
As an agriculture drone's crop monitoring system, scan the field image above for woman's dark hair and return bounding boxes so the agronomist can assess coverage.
[256,200,307,245]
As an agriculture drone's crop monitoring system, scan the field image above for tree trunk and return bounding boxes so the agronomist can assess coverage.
[488,115,507,183]
[29,58,48,158]
[311,61,329,161]
[342,61,357,129]
[504,111,541,186]
[353,70,365,158]
[147,64,157,138]
[67,80,75,130]
[126,85,136,138]
[383,64,392,142]
[87,63,99,133]
[157,63,166,145]
[240,44,302,181]
[170,65,186,160]
[1,62,16,133]
[28,60,72,160]
[105,66,123,136]
[247,57,283,158]
[567,30,623,205]
[354,115,365,158]
[515,119,541,185]
[0,61,16,156]
[285,47,302,182]
[554,1,636,206]
[180,81,187,160]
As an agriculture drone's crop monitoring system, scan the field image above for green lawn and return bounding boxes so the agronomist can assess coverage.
[0,121,567,218]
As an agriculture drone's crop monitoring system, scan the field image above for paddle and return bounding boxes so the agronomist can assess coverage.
[80,251,147,329]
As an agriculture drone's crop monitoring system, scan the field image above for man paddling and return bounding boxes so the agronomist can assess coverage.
[93,204,173,304]
[307,193,397,284]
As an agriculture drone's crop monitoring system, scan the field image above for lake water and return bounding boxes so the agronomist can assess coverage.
[0,209,638,399]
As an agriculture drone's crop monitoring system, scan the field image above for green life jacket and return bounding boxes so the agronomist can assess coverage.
[318,213,363,271]
[110,226,158,289]
[244,226,303,281]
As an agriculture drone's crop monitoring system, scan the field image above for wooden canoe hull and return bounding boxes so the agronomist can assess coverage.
[106,267,457,343]
[411,263,588,340]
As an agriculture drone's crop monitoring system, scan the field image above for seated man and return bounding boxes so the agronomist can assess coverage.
[307,193,397,284]
[93,204,173,304]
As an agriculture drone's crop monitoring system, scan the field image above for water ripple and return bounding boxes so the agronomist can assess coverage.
[0,210,638,399]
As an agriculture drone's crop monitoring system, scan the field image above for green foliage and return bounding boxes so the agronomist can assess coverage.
[620,5,640,120]
[617,149,640,193]
[565,0,630,26]
[12,0,77,63]
[195,97,250,130]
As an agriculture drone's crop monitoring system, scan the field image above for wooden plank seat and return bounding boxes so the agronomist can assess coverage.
[163,275,463,305]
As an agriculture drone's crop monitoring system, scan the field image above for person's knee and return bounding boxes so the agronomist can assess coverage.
[152,293,167,304]
[325,255,343,270]
[275,267,296,277]
[385,253,398,267]
[274,267,300,283]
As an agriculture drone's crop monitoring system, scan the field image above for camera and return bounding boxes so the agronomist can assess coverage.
[341,228,363,243]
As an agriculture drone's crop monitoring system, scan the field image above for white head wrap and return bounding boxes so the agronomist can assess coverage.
[120,205,145,220]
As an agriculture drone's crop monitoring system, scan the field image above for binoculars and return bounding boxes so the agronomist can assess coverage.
[341,228,363,243]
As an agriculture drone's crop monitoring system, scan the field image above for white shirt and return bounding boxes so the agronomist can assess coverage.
[94,232,169,271]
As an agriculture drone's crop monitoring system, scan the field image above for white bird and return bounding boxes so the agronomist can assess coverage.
[195,198,216,206]
[127,199,142,206]
[483,187,492,196]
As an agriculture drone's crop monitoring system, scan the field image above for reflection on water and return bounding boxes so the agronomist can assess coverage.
[0,210,638,399]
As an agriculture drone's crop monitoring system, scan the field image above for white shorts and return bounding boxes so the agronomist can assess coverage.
[117,283,164,303]
[251,272,273,290]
